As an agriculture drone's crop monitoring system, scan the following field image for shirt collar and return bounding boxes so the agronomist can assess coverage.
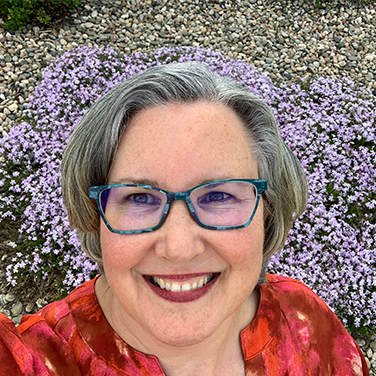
[240,281,281,360]
[69,276,280,371]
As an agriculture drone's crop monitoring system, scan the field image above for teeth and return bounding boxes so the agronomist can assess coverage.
[152,274,214,292]
[181,284,191,292]
[171,283,181,292]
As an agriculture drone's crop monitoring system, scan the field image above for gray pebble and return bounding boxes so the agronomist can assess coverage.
[5,293,16,303]
[13,314,23,325]
[11,301,23,316]
[367,348,373,359]
[370,341,376,352]
[25,303,35,313]
[356,338,366,347]
[0,294,6,306]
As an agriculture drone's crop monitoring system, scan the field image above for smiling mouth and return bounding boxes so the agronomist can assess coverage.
[149,273,217,292]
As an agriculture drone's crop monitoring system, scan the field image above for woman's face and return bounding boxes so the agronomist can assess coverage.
[99,102,264,349]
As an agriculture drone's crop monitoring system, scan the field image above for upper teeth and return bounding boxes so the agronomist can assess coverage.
[152,274,214,292]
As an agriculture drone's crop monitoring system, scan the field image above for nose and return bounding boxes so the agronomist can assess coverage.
[154,200,205,261]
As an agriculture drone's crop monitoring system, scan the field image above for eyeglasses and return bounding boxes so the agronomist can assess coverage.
[89,179,267,234]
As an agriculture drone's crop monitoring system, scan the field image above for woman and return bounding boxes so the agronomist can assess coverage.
[0,62,369,375]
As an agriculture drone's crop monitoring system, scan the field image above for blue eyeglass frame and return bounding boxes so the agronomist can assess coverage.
[88,179,267,234]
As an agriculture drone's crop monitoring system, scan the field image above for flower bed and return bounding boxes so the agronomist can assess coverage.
[0,46,374,336]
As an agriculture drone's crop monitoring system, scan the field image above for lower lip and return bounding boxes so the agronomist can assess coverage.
[143,274,219,303]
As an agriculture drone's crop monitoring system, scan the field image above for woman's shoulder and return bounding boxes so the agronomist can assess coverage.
[0,311,82,375]
[262,274,343,326]
[266,273,318,290]
[32,276,97,328]
[247,274,370,375]
[265,274,331,305]
[0,278,97,376]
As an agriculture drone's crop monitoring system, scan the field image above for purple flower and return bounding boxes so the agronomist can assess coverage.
[0,46,375,335]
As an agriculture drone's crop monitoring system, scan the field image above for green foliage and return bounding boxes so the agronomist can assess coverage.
[0,0,80,30]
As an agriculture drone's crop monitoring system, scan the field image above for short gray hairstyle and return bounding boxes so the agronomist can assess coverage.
[61,61,308,277]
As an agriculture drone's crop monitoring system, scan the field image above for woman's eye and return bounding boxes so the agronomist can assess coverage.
[128,193,159,205]
[199,191,231,204]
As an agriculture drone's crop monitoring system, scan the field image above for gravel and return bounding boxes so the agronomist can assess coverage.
[0,0,375,372]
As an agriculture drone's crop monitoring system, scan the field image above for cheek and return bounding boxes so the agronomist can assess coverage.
[222,212,265,265]
[100,222,150,272]
[228,231,263,265]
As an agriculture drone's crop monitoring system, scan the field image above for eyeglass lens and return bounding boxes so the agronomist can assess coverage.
[100,181,258,232]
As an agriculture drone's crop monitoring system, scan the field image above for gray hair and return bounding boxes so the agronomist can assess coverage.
[61,61,308,277]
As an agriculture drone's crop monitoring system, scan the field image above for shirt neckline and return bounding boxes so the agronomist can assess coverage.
[69,275,280,372]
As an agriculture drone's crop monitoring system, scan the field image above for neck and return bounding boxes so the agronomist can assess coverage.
[119,303,251,376]
[96,276,259,376]
[155,317,248,376]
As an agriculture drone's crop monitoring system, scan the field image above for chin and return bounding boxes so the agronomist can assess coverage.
[156,329,212,348]
[146,316,217,348]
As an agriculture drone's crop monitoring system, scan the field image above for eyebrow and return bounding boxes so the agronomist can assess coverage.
[109,178,160,187]
[109,177,237,190]
[200,182,226,189]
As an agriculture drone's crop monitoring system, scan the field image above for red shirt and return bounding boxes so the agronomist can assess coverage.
[0,275,369,375]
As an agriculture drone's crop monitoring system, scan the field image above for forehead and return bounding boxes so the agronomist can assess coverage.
[109,102,258,188]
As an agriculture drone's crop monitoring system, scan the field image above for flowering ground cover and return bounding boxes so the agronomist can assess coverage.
[0,46,375,336]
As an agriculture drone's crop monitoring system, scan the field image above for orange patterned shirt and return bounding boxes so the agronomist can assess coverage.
[0,275,369,375]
